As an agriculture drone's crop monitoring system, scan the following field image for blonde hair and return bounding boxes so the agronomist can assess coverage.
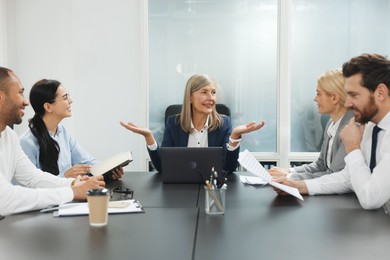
[179,74,223,132]
[317,68,347,105]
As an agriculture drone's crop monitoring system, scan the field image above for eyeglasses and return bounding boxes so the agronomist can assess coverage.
[51,93,71,103]
[111,186,134,200]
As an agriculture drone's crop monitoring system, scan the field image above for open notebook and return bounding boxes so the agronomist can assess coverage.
[90,151,133,176]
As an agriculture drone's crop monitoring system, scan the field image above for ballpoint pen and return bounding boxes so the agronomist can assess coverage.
[205,180,224,212]
[40,205,60,213]
[40,204,77,213]
[211,167,224,206]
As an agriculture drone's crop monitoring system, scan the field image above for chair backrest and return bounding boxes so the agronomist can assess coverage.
[164,104,231,125]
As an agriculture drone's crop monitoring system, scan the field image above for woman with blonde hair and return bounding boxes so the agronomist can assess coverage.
[269,68,354,180]
[121,74,265,174]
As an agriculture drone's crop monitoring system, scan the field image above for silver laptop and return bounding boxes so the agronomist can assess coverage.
[160,147,223,184]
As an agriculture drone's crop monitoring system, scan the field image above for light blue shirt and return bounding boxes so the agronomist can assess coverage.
[20,125,96,177]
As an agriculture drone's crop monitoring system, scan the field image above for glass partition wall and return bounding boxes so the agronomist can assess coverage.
[148,0,390,168]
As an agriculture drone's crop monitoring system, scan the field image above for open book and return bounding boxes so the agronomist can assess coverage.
[238,149,304,201]
[90,151,133,176]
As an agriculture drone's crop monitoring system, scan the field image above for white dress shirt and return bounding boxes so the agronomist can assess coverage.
[188,117,239,151]
[187,117,209,147]
[304,111,390,209]
[0,127,73,216]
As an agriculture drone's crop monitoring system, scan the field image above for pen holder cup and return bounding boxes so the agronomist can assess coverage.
[205,185,227,215]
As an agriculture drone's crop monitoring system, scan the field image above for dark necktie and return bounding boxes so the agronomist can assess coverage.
[369,125,382,173]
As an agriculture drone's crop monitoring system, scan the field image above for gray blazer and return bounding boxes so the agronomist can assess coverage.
[291,110,354,180]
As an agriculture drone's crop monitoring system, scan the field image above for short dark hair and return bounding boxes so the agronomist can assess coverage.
[342,53,390,93]
[0,67,14,93]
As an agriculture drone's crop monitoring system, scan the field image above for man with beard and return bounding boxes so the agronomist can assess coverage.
[274,53,390,210]
[0,67,105,216]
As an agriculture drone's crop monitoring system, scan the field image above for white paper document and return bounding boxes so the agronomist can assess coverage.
[238,149,304,201]
[56,200,144,217]
[240,175,268,185]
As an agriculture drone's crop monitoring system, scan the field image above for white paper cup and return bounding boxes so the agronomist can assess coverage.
[87,188,110,227]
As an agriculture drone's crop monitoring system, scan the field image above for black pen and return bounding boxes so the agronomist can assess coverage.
[40,205,60,213]
[213,167,224,188]
[40,204,75,213]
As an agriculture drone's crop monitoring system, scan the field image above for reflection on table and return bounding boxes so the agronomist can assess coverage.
[1,172,389,260]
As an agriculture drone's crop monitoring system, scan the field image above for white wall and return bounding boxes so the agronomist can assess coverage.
[0,0,7,65]
[3,0,149,171]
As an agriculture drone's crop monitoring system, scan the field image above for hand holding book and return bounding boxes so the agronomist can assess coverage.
[90,151,133,176]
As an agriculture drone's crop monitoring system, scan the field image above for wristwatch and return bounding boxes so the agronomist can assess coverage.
[229,137,241,143]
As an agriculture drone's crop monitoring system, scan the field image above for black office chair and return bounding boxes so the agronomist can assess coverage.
[164,104,231,125]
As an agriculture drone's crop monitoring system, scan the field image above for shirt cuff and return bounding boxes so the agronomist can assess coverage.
[147,142,158,151]
[344,149,364,166]
[303,179,321,195]
[64,187,75,202]
[226,142,240,151]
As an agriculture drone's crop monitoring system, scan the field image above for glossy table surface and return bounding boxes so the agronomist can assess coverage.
[196,173,390,260]
[1,172,389,260]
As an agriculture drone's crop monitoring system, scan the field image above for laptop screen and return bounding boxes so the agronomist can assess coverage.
[160,147,223,184]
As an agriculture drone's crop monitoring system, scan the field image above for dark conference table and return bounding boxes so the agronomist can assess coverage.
[1,172,390,260]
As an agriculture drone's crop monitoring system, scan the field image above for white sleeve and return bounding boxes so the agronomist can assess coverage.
[14,140,73,188]
[0,173,73,216]
[0,129,74,216]
[348,148,390,210]
[303,167,353,195]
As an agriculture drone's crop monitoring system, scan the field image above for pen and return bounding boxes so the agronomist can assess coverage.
[40,204,76,213]
[209,167,223,206]
[210,167,217,188]
[205,180,224,212]
[40,206,60,213]
[213,168,218,187]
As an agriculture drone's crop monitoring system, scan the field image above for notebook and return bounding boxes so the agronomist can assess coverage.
[90,151,133,176]
[160,147,223,184]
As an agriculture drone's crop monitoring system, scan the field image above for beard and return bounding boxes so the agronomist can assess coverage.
[353,95,378,124]
[13,114,23,125]
[4,99,24,125]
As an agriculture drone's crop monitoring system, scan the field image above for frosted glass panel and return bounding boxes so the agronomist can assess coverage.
[149,0,278,152]
[291,0,390,152]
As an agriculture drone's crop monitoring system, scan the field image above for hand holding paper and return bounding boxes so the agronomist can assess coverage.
[238,150,304,201]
